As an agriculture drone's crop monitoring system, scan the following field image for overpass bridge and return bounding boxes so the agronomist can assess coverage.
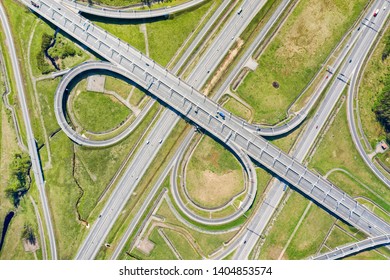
[312,234,390,260]
[61,0,208,19]
[24,0,390,242]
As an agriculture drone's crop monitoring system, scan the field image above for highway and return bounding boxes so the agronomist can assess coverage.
[55,0,269,147]
[24,0,390,260]
[232,0,390,259]
[74,0,296,258]
[73,0,269,258]
[50,3,293,241]
[171,0,233,74]
[109,130,195,259]
[60,0,390,143]
[0,2,57,259]
[312,234,390,260]
[215,1,372,137]
[75,103,180,259]
[187,0,267,89]
[168,0,291,230]
[62,0,208,19]
[110,0,267,257]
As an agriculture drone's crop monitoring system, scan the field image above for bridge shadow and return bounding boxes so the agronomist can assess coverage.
[262,119,306,141]
[82,13,168,25]
[80,0,210,23]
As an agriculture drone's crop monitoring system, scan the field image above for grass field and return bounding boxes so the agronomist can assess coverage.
[327,171,390,212]
[104,76,148,109]
[162,228,202,260]
[324,226,355,250]
[0,197,40,260]
[358,28,390,148]
[147,0,217,66]
[356,197,390,224]
[3,0,45,145]
[36,78,64,134]
[186,135,244,209]
[269,124,303,153]
[283,203,335,259]
[155,200,238,256]
[0,88,35,260]
[93,19,146,54]
[132,227,178,260]
[73,103,159,221]
[41,100,159,258]
[320,225,388,259]
[0,0,49,259]
[35,73,162,259]
[72,91,131,133]
[104,76,133,99]
[1,0,166,260]
[130,88,147,107]
[310,102,390,212]
[377,150,390,170]
[237,0,367,124]
[258,191,309,259]
[30,22,90,77]
[223,96,252,121]
[90,0,140,6]
[91,0,219,66]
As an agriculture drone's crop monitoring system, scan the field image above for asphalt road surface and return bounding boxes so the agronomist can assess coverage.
[62,0,208,19]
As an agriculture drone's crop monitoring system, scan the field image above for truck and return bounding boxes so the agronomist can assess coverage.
[373,8,379,17]
[217,111,226,120]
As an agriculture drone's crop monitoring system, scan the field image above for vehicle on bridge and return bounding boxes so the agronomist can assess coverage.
[217,111,226,120]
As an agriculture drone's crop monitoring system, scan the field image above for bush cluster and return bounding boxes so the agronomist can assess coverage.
[36,33,54,74]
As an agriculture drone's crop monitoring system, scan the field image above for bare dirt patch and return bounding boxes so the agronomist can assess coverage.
[275,0,344,70]
[265,245,284,260]
[87,75,105,92]
[22,239,39,252]
[203,38,244,95]
[136,238,155,256]
[186,169,242,208]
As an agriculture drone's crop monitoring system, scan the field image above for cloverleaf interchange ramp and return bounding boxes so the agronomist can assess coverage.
[64,0,384,142]
[55,60,259,225]
[73,0,270,259]
[55,62,155,147]
[61,0,390,147]
[24,0,390,257]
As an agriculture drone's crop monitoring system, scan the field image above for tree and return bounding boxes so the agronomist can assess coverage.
[6,154,31,207]
[22,224,36,245]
